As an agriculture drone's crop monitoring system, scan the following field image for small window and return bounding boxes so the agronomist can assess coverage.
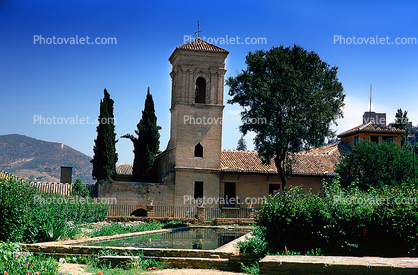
[371,136,378,143]
[194,143,203,157]
[269,184,281,195]
[383,136,393,144]
[194,181,204,199]
[354,136,359,145]
[195,77,206,103]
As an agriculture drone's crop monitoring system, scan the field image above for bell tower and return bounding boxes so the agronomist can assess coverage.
[167,38,228,169]
[161,38,228,206]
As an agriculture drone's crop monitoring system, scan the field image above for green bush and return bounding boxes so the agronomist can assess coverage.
[252,175,418,257]
[0,178,36,242]
[0,177,108,243]
[71,178,90,198]
[24,193,108,242]
[335,141,416,189]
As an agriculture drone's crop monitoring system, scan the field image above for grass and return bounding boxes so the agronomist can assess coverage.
[89,221,164,238]
[67,249,164,274]
[86,233,164,247]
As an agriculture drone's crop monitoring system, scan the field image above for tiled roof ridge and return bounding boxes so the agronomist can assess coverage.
[359,121,373,130]
[295,143,340,156]
[222,143,340,156]
[338,122,405,137]
[175,37,229,53]
[221,149,257,153]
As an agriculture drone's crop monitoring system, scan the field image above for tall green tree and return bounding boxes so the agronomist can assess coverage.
[227,45,345,187]
[236,136,247,151]
[335,140,414,189]
[122,88,161,182]
[91,89,118,181]
[392,108,409,146]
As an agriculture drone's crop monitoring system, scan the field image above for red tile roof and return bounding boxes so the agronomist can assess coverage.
[116,143,348,177]
[221,142,349,176]
[116,164,133,175]
[174,38,229,54]
[337,122,405,138]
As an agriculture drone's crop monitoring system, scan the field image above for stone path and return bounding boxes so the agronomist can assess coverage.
[58,263,94,275]
[58,263,247,275]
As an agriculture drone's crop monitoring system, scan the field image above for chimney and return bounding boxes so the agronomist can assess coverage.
[60,166,72,183]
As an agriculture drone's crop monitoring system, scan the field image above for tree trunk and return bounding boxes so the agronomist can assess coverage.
[274,151,287,189]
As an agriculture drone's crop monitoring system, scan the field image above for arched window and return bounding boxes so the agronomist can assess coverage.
[195,77,206,103]
[194,143,203,157]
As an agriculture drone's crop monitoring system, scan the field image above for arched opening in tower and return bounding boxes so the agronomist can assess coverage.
[194,143,203,157]
[195,77,206,104]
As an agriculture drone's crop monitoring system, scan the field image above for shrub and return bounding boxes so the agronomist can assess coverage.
[0,177,108,243]
[335,141,416,189]
[24,193,108,242]
[0,178,36,242]
[237,227,268,256]
[71,178,90,198]
[251,175,418,257]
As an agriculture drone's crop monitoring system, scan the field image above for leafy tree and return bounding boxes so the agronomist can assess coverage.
[391,108,409,146]
[91,89,118,181]
[227,45,345,187]
[71,178,90,198]
[122,88,161,182]
[236,136,247,151]
[335,140,414,189]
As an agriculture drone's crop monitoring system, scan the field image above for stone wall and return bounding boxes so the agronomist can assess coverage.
[221,172,328,209]
[98,180,175,208]
[174,169,220,207]
[259,255,418,275]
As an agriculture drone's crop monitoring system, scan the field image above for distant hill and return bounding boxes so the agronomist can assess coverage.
[0,134,93,183]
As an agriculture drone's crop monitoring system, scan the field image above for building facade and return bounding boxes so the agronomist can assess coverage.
[103,39,404,215]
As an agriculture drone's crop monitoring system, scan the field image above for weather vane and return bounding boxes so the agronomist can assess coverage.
[194,21,203,38]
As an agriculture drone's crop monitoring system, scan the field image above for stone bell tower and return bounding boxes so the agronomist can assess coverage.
[162,38,229,206]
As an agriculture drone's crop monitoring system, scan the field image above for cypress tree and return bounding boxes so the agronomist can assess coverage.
[122,88,161,182]
[392,108,409,147]
[91,89,118,181]
[236,136,247,151]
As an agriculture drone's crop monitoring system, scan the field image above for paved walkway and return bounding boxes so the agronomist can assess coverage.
[58,263,247,275]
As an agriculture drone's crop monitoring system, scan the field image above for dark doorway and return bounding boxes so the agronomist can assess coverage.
[194,181,204,199]
[131,208,147,217]
[195,77,206,103]
[269,184,281,195]
[224,182,236,207]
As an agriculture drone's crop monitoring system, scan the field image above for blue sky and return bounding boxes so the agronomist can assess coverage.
[1,0,417,165]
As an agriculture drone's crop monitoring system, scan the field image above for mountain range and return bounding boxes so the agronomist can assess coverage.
[0,134,93,183]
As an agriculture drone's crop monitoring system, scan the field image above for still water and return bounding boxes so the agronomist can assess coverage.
[87,227,248,250]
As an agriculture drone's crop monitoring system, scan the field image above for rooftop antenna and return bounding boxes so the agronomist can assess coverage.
[369,84,372,124]
[194,21,203,38]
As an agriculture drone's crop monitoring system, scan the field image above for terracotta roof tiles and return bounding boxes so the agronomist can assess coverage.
[116,143,348,177]
[116,164,133,175]
[221,142,348,176]
[337,122,405,138]
[174,38,229,53]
